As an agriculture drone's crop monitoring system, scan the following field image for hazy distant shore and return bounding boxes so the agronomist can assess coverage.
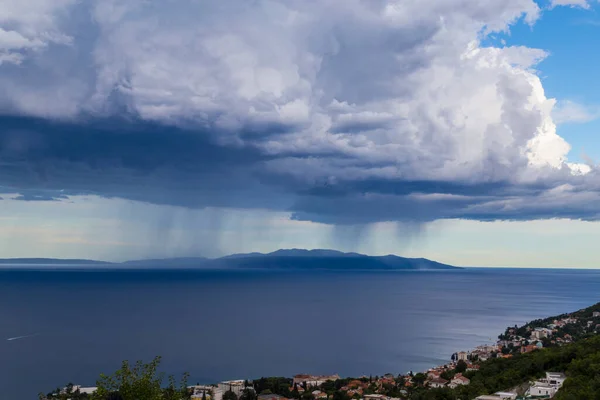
[0,249,461,271]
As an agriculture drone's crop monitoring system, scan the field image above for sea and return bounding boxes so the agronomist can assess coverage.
[1,267,600,400]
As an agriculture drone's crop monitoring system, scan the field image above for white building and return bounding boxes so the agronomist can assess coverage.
[79,387,97,395]
[60,385,97,395]
[293,374,340,387]
[218,380,248,398]
[545,372,566,386]
[476,345,498,353]
[457,351,468,361]
[189,385,214,399]
[592,311,600,317]
[530,327,552,340]
[528,372,566,398]
[529,385,556,398]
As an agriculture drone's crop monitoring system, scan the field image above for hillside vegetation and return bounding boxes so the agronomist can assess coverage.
[410,329,600,399]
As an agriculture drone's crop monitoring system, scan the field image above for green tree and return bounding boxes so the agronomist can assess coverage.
[252,377,292,397]
[440,370,454,381]
[301,391,315,400]
[412,373,427,386]
[223,391,238,400]
[91,356,190,400]
[455,360,467,373]
[240,389,257,400]
[332,391,350,400]
[291,384,300,399]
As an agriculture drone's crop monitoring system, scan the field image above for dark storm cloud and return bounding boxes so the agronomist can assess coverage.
[2,115,600,225]
[0,116,290,210]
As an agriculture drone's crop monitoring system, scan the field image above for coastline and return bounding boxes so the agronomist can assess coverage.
[42,301,600,400]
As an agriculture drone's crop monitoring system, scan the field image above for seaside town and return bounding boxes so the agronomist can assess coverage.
[41,304,600,400]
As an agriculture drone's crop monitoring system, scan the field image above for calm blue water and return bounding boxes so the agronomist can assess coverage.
[1,267,599,400]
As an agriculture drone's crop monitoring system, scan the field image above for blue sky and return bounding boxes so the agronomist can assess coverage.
[2,0,600,268]
[490,0,600,162]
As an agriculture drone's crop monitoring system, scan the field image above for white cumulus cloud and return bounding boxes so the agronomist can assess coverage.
[0,0,599,224]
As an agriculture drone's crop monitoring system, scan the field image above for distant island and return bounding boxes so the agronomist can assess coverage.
[0,258,112,265]
[0,249,460,270]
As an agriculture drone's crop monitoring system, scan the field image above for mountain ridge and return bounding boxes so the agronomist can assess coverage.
[0,249,461,270]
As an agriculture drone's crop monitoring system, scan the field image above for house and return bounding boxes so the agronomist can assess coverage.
[593,311,600,317]
[466,363,479,371]
[520,344,538,354]
[456,351,468,361]
[528,372,566,398]
[378,377,395,385]
[545,372,566,386]
[448,373,470,388]
[529,385,556,397]
[428,377,448,388]
[293,375,312,386]
[564,334,573,342]
[347,380,365,389]
[426,371,441,380]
